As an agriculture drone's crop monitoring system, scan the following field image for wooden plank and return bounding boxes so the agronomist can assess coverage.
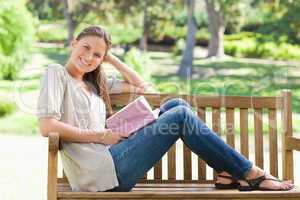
[48,132,59,200]
[109,93,284,109]
[58,187,300,199]
[268,109,278,177]
[240,108,249,158]
[212,108,221,179]
[154,159,162,180]
[183,145,192,180]
[168,144,176,180]
[254,108,264,169]
[197,107,206,181]
[281,90,294,181]
[226,108,235,148]
[63,170,67,179]
[286,136,300,151]
[142,173,148,180]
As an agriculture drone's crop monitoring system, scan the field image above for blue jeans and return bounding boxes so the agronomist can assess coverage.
[108,98,252,192]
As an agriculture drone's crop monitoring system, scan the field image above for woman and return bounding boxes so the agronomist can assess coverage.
[37,25,294,192]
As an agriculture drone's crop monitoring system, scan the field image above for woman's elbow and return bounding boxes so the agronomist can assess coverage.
[38,118,55,137]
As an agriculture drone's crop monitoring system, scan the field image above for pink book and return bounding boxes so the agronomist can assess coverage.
[106,96,160,137]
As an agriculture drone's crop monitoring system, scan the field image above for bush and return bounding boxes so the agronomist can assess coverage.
[0,0,36,80]
[224,32,300,61]
[36,21,67,43]
[123,48,153,83]
[106,25,142,45]
[0,99,16,117]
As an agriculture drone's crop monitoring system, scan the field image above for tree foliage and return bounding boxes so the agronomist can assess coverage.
[0,0,36,80]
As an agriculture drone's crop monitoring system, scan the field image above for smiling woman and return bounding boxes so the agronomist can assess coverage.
[37,26,294,193]
[37,26,149,191]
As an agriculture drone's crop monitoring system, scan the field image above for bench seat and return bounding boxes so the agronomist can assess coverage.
[57,182,300,200]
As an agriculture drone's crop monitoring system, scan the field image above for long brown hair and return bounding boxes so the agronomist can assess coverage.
[76,25,113,117]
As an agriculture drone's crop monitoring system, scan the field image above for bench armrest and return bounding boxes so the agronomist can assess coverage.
[48,132,59,200]
[286,136,300,152]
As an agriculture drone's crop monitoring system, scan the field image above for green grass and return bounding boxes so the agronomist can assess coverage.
[38,47,68,65]
[0,111,38,135]
[0,79,40,92]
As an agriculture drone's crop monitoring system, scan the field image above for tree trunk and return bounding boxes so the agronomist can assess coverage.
[139,3,148,51]
[205,0,225,58]
[63,0,77,46]
[178,0,197,79]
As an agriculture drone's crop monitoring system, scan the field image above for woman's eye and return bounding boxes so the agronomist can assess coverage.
[83,45,89,49]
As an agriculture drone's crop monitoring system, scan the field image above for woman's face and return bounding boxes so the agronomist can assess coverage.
[70,35,107,74]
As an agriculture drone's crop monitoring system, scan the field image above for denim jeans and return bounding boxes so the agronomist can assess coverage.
[107,98,252,192]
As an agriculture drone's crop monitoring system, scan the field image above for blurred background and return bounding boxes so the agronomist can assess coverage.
[0,0,299,199]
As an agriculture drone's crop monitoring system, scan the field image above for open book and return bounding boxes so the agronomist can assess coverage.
[106,96,160,137]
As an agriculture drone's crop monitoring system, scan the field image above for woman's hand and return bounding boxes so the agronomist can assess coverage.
[97,129,126,145]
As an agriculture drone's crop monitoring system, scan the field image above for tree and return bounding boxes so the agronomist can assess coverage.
[113,0,182,51]
[63,0,115,46]
[177,0,197,79]
[204,0,243,58]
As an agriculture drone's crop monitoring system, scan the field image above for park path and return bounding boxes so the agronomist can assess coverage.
[0,134,299,200]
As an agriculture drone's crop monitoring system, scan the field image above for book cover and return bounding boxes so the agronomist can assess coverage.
[106,96,160,137]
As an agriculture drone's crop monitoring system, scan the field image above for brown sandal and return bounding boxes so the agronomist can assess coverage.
[238,174,294,191]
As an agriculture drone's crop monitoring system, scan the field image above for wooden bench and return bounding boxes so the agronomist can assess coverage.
[47,90,300,200]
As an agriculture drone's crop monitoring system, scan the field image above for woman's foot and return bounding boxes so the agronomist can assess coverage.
[215,171,239,189]
[216,172,235,184]
[238,166,294,191]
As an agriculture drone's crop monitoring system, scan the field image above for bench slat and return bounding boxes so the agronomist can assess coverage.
[197,107,206,180]
[268,109,278,177]
[110,94,284,109]
[154,159,162,180]
[212,108,221,179]
[183,145,192,180]
[254,108,264,168]
[226,108,235,148]
[168,144,176,180]
[240,108,249,158]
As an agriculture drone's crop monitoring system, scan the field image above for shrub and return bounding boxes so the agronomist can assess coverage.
[106,25,141,45]
[0,0,36,80]
[0,99,16,117]
[123,48,153,83]
[224,32,300,61]
[36,22,67,43]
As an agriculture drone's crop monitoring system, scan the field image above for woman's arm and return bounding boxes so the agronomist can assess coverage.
[39,117,123,144]
[105,53,150,92]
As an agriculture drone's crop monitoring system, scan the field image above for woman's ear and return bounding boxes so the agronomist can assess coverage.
[70,39,78,51]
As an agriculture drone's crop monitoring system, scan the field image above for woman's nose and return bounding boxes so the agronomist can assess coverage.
[84,52,93,62]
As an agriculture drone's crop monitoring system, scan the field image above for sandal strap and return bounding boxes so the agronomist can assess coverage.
[245,175,266,189]
[218,175,237,181]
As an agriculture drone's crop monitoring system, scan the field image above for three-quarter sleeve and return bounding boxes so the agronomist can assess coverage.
[106,75,123,94]
[36,64,66,120]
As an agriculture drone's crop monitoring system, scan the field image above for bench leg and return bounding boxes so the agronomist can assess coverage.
[48,132,59,200]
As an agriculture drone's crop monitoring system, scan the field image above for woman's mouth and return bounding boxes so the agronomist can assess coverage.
[79,57,89,67]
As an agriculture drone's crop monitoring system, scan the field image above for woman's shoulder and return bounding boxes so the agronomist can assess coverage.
[43,63,67,79]
[46,63,65,72]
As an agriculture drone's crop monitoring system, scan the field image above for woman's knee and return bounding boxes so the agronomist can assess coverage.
[160,98,191,115]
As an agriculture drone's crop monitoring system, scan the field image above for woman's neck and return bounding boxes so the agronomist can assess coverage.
[65,60,84,81]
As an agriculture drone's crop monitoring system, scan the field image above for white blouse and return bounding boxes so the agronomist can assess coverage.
[36,63,122,191]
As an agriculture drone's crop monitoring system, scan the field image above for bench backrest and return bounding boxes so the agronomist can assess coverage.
[58,91,294,184]
[108,91,294,184]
